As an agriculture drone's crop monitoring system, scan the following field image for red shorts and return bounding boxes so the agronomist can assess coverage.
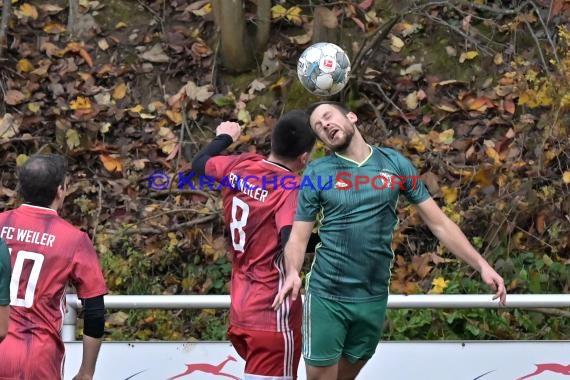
[228,324,301,380]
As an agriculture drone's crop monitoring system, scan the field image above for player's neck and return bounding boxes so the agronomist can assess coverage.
[336,135,370,164]
[266,154,293,172]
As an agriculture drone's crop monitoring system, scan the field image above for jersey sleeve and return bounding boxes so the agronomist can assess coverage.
[395,151,431,204]
[275,189,298,232]
[0,239,10,306]
[70,233,108,299]
[205,155,241,181]
[295,166,321,222]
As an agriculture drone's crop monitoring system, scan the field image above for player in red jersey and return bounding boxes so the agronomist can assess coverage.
[192,110,317,380]
[0,154,108,380]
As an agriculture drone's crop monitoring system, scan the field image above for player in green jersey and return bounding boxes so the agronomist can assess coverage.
[273,101,507,380]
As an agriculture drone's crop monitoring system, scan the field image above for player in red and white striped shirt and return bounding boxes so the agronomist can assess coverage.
[0,154,108,380]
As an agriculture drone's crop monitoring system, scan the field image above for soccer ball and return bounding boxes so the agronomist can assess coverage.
[297,42,351,97]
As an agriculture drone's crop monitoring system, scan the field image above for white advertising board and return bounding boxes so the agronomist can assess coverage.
[62,341,570,380]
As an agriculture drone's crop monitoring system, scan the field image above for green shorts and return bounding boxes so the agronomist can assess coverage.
[302,291,388,367]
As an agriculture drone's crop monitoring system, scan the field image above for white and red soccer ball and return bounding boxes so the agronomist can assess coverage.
[297,42,351,97]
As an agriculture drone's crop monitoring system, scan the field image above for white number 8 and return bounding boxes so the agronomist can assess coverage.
[9,250,45,308]
[230,197,249,252]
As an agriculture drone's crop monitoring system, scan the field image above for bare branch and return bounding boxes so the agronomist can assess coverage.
[360,80,415,130]
[528,0,560,65]
[67,0,79,40]
[351,16,400,80]
[420,13,496,56]
[523,18,549,75]
[0,0,12,57]
[105,214,219,236]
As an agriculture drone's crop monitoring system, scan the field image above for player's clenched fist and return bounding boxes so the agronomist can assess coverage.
[216,121,242,142]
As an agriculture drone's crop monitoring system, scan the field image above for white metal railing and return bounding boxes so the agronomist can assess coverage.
[62,294,570,342]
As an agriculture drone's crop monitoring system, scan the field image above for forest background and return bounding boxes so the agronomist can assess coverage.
[0,0,569,341]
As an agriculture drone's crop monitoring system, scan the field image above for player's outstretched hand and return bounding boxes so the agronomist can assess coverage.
[272,273,302,310]
[216,121,242,142]
[480,265,507,306]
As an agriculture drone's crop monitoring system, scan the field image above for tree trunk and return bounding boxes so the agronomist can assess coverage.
[0,0,12,57]
[212,0,253,72]
[255,0,271,51]
[67,0,79,40]
[312,6,338,44]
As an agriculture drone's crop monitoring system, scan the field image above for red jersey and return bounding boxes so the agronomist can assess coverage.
[206,153,302,333]
[0,204,108,380]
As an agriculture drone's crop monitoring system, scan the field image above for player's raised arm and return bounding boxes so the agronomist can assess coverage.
[273,220,314,309]
[191,121,242,176]
[414,197,507,305]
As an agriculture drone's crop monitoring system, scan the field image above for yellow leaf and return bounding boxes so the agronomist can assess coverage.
[65,129,81,150]
[112,83,127,100]
[430,276,449,294]
[16,59,34,73]
[238,109,251,125]
[43,22,66,34]
[438,129,455,144]
[485,147,502,165]
[15,3,38,19]
[271,5,303,24]
[270,76,288,90]
[16,154,29,167]
[286,6,303,25]
[390,35,405,52]
[271,5,288,19]
[441,186,458,205]
[115,21,128,29]
[459,50,479,63]
[405,91,418,110]
[27,102,40,113]
[100,154,123,172]
[494,53,504,65]
[436,103,459,112]
[129,104,144,113]
[69,96,92,110]
[563,171,570,184]
[166,110,183,125]
[407,134,427,153]
[190,2,211,16]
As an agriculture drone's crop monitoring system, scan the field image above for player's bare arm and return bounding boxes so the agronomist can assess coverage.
[415,197,507,305]
[272,220,315,309]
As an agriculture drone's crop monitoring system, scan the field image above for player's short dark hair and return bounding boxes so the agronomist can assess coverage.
[18,154,68,207]
[305,101,351,121]
[271,109,316,159]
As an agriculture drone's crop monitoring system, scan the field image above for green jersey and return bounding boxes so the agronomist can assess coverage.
[295,145,430,302]
[0,238,10,306]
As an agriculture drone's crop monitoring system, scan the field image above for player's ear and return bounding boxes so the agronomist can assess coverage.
[299,152,310,166]
[346,112,358,124]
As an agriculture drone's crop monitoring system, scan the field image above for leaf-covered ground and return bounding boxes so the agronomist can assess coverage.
[1,0,570,341]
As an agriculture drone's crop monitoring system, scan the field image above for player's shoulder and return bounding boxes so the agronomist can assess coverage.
[51,216,91,242]
[305,154,337,172]
[372,145,405,159]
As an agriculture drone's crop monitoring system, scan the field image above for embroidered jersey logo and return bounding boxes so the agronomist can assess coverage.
[335,180,350,189]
